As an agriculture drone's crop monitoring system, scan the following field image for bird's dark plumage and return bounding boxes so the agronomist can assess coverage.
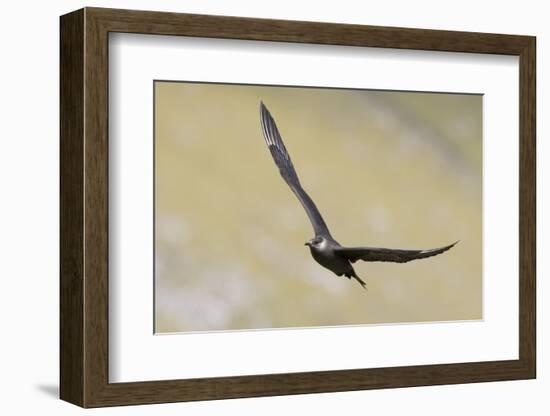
[333,242,458,263]
[260,102,331,237]
[259,102,457,290]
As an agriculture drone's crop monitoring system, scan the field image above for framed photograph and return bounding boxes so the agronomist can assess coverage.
[60,7,536,408]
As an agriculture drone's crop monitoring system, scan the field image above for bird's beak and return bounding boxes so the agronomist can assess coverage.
[304,241,312,247]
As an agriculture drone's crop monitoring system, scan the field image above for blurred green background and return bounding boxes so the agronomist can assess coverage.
[154,81,482,333]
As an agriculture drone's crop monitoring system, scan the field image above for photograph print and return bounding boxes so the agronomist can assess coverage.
[154,81,482,333]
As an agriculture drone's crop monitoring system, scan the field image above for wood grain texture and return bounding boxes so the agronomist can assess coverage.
[59,8,84,406]
[59,7,536,408]
[83,10,110,406]
[518,38,536,376]
[88,7,532,54]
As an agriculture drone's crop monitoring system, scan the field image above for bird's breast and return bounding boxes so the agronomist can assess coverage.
[310,244,341,266]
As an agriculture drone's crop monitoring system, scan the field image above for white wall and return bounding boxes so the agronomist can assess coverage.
[0,1,545,414]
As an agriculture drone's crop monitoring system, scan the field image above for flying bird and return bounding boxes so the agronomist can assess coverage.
[259,102,457,289]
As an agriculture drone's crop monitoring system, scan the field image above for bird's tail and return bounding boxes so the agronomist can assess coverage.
[354,275,367,291]
[346,270,367,290]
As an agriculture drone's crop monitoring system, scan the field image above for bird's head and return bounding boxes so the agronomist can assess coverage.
[305,236,324,248]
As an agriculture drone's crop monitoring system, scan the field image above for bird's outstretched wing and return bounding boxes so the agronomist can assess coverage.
[334,241,458,263]
[260,102,331,237]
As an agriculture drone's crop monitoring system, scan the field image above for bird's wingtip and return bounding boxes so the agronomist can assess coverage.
[420,240,459,256]
[441,240,459,253]
[260,101,273,122]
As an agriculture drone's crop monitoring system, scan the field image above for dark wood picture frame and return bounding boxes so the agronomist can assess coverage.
[60,7,536,408]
